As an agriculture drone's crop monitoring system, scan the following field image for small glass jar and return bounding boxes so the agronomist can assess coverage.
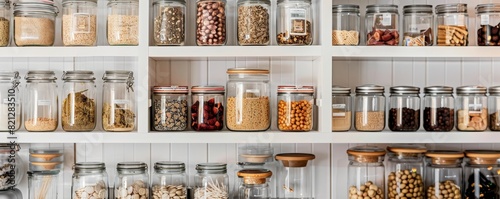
[237,169,272,199]
[464,150,500,198]
[237,0,270,46]
[456,86,488,131]
[332,86,351,131]
[226,69,270,131]
[28,170,60,199]
[152,86,188,131]
[13,1,58,46]
[477,4,500,46]
[386,145,426,199]
[423,86,455,131]
[153,0,186,46]
[196,0,226,46]
[0,71,21,132]
[332,5,360,46]
[235,144,277,198]
[275,153,315,199]
[0,0,10,47]
[366,4,399,46]
[388,86,420,131]
[191,86,224,131]
[403,5,433,46]
[0,143,24,191]
[62,71,97,132]
[62,0,97,46]
[347,146,386,199]
[71,162,108,199]
[276,0,313,45]
[114,162,149,199]
[436,4,468,46]
[194,163,229,199]
[277,86,314,132]
[489,86,500,131]
[102,71,135,132]
[354,84,385,131]
[24,71,58,132]
[151,161,187,199]
[107,0,139,46]
[424,151,463,199]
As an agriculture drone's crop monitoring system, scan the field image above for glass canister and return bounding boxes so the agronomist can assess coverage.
[276,0,313,45]
[71,162,107,199]
[235,144,276,198]
[354,84,385,131]
[237,169,272,199]
[153,0,185,46]
[456,86,488,131]
[28,170,60,199]
[0,72,21,132]
[347,146,386,199]
[61,71,97,132]
[423,86,455,131]
[24,71,58,132]
[366,4,399,46]
[275,153,315,199]
[226,69,270,131]
[489,86,500,131]
[62,0,97,46]
[477,4,500,46]
[237,0,270,46]
[151,86,188,131]
[277,86,314,132]
[107,0,139,46]
[386,145,426,199]
[114,162,149,199]
[191,86,224,131]
[13,1,58,46]
[464,150,500,198]
[151,161,187,199]
[403,5,433,46]
[102,71,135,132]
[0,143,24,190]
[332,5,360,46]
[196,0,226,46]
[0,0,10,47]
[388,86,420,131]
[194,163,229,199]
[424,151,463,199]
[332,86,351,131]
[436,3,468,46]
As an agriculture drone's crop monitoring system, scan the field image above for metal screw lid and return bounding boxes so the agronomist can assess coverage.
[117,162,148,172]
[196,163,227,174]
[476,4,500,14]
[366,4,398,14]
[153,0,186,5]
[355,84,384,94]
[489,86,500,94]
[435,3,467,14]
[277,86,314,94]
[62,71,95,81]
[62,0,97,4]
[74,162,106,172]
[153,86,188,94]
[332,85,351,95]
[424,86,453,94]
[25,71,57,82]
[403,4,433,14]
[332,4,359,13]
[277,0,311,4]
[154,161,185,173]
[237,0,270,5]
[456,85,487,94]
[390,86,420,94]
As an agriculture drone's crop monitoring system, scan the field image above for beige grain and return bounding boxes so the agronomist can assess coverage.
[62,14,97,46]
[14,17,55,46]
[107,15,138,45]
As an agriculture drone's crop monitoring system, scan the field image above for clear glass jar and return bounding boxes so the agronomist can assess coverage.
[71,162,107,199]
[24,71,58,132]
[151,86,188,131]
[347,146,386,199]
[388,86,420,131]
[403,5,433,46]
[62,0,97,46]
[235,144,276,198]
[275,153,315,199]
[436,4,468,46]
[477,4,500,46]
[151,161,187,199]
[237,169,272,199]
[13,1,58,46]
[423,86,455,131]
[107,0,139,46]
[62,71,97,132]
[332,86,351,132]
[0,0,10,47]
[489,86,500,131]
[424,151,463,199]
[0,71,21,132]
[277,86,314,132]
[332,4,360,46]
[276,0,313,45]
[464,150,500,198]
[366,4,399,46]
[102,71,135,132]
[114,162,149,199]
[153,0,186,46]
[28,170,60,199]
[191,86,224,131]
[226,69,270,131]
[0,143,24,191]
[237,0,270,46]
[354,84,385,131]
[194,163,229,199]
[456,86,488,131]
[386,145,426,199]
[196,0,226,46]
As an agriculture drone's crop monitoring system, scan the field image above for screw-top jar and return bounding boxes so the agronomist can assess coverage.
[237,0,270,46]
[403,5,433,46]
[196,0,226,46]
[151,161,187,199]
[24,71,58,132]
[71,162,107,199]
[332,86,351,131]
[424,151,463,199]
[152,86,188,131]
[62,0,97,46]
[153,0,185,46]
[277,86,314,132]
[194,163,229,199]
[332,5,360,46]
[276,0,313,45]
[489,86,500,131]
[237,169,272,199]
[107,0,139,46]
[0,0,10,47]
[423,86,455,131]
[464,150,500,199]
[0,143,24,190]
[114,162,149,199]
[386,145,426,199]
[0,71,20,132]
[13,1,58,46]
[62,71,97,132]
[456,86,488,131]
[476,4,500,46]
[191,86,224,131]
[347,146,386,199]
[436,4,468,46]
[354,84,385,131]
[102,71,135,132]
[275,153,315,199]
[366,4,399,46]
[388,86,420,131]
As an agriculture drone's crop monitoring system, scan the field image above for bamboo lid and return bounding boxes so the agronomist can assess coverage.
[347,146,386,163]
[387,145,427,154]
[275,153,315,167]
[237,169,272,185]
[426,150,464,165]
[465,150,500,165]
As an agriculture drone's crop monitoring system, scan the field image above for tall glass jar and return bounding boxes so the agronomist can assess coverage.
[366,4,399,46]
[277,86,314,132]
[456,86,488,131]
[235,144,276,198]
[464,150,500,198]
[62,0,97,46]
[71,162,107,199]
[237,169,272,199]
[196,0,226,46]
[476,4,500,46]
[194,163,229,199]
[436,3,468,46]
[403,5,433,46]
[24,71,58,132]
[489,86,500,131]
[62,71,97,132]
[226,69,270,131]
[0,71,21,132]
[388,86,420,131]
[114,162,149,199]
[153,0,185,46]
[276,0,313,45]
[102,71,135,132]
[152,86,188,131]
[28,170,60,199]
[275,153,315,199]
[332,5,360,46]
[0,0,10,47]
[151,161,187,199]
[354,84,385,131]
[0,143,24,191]
[191,86,224,131]
[386,145,426,199]
[107,0,139,46]
[347,146,385,199]
[13,1,58,46]
[237,0,270,46]
[423,86,454,131]
[332,86,351,131]
[424,151,463,199]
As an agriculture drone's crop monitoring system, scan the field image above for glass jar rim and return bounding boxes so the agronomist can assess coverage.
[0,0,10,9]
[356,84,384,94]
[277,0,311,4]
[277,85,314,94]
[197,0,227,3]
[153,0,185,5]
[424,86,453,94]
[332,4,359,13]
[366,4,398,14]
[62,0,97,5]
[435,3,467,14]
[456,85,487,94]
[196,163,227,174]
[237,0,270,5]
[489,86,500,94]
[117,162,148,171]
[13,2,58,15]
[25,70,57,82]
[29,148,63,155]
[403,4,433,14]
[0,71,20,82]
[153,86,188,94]
[390,86,420,94]
[476,4,500,14]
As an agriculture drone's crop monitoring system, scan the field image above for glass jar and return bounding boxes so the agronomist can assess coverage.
[277,86,314,132]
[489,86,500,131]
[194,163,229,199]
[237,0,270,46]
[151,161,187,199]
[464,150,500,198]
[235,144,276,198]
[24,71,58,132]
[191,86,224,131]
[275,153,315,199]
[0,0,10,47]
[13,1,58,46]
[347,146,386,199]
[62,0,97,46]
[386,145,426,199]
[477,4,500,46]
[151,86,188,131]
[71,162,107,199]
[436,3,468,46]
[0,143,24,191]
[276,0,313,45]
[366,4,399,46]
[153,0,185,46]
[354,84,385,131]
[423,86,454,131]
[196,0,226,46]
[388,86,420,131]
[237,169,272,199]
[62,71,97,132]
[424,151,463,199]
[456,86,488,131]
[403,5,433,46]
[332,5,360,46]
[107,0,139,46]
[28,170,60,199]
[332,86,351,131]
[114,162,149,199]
[0,71,21,132]
[226,69,270,131]
[102,71,135,132]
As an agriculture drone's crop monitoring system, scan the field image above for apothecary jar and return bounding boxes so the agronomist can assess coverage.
[71,162,108,199]
[195,0,227,46]
[151,161,187,199]
[332,86,351,132]
[402,5,433,46]
[237,0,270,46]
[114,162,149,199]
[365,4,399,46]
[476,4,500,46]
[194,163,229,199]
[332,4,360,46]
[424,151,463,199]
[463,150,500,199]
[435,3,468,46]
[275,153,315,199]
[13,1,58,46]
[347,146,386,199]
[102,71,135,132]
[62,71,97,132]
[0,71,21,132]
[386,145,426,199]
[24,71,58,132]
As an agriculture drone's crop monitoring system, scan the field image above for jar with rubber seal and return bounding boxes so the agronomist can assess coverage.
[24,71,58,132]
[456,86,488,131]
[388,86,420,131]
[277,86,314,132]
[275,153,315,199]
[61,71,97,132]
[423,86,455,131]
[464,150,500,199]
[102,71,135,132]
[347,146,386,199]
[424,151,463,199]
[386,145,426,199]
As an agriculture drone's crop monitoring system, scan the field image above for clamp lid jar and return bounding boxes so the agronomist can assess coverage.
[71,162,107,199]
[464,150,500,199]
[365,4,400,46]
[388,86,421,131]
[403,5,433,46]
[13,1,58,46]
[424,151,463,199]
[456,86,488,131]
[152,161,187,199]
[347,146,386,199]
[152,86,188,131]
[354,84,385,131]
[423,86,455,131]
[61,71,97,132]
[114,162,149,199]
[0,71,21,132]
[275,153,315,199]
[386,145,426,199]
[436,3,468,46]
[277,86,314,132]
[24,71,58,132]
[332,5,360,46]
[191,85,224,131]
[102,71,135,132]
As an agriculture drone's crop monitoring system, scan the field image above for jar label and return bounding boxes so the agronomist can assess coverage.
[289,8,307,35]
[72,13,91,33]
[374,14,395,29]
[332,104,347,117]
[382,13,392,26]
[468,104,483,113]
[481,14,490,25]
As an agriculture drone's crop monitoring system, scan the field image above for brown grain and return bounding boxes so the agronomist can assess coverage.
[107,15,139,45]
[14,17,55,46]
[226,97,270,131]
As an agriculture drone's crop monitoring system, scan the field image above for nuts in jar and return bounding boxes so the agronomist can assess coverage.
[478,24,500,46]
[237,2,270,45]
[277,21,312,45]
[152,185,186,199]
[153,2,185,46]
[349,181,383,199]
[426,180,461,199]
[73,181,107,199]
[457,109,487,131]
[277,86,314,132]
[387,169,424,199]
[152,86,188,131]
[115,180,148,199]
[196,0,226,46]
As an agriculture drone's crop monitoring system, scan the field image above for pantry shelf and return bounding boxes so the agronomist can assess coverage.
[2,46,141,57]
[331,131,500,143]
[332,46,500,58]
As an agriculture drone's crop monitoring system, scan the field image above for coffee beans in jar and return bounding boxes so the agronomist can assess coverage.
[423,86,455,131]
[237,0,270,46]
[191,86,224,131]
[196,0,226,46]
[153,0,185,46]
[152,86,188,131]
[389,86,420,131]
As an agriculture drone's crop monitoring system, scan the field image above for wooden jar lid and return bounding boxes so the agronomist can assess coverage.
[465,150,500,164]
[426,150,464,165]
[237,169,272,185]
[387,145,427,154]
[275,153,315,167]
[347,146,386,163]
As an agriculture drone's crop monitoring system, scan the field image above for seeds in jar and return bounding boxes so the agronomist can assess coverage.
[278,99,312,131]
[152,185,186,199]
[403,28,432,46]
[14,17,55,46]
[154,6,184,45]
[490,112,500,130]
[237,4,269,45]
[0,163,15,189]
[102,103,135,131]
[437,25,468,46]
[194,180,228,199]
[191,98,223,131]
[153,99,187,131]
[25,118,57,132]
[426,180,461,199]
[332,111,351,131]
[74,180,106,199]
[0,17,9,46]
[62,90,96,131]
[457,108,487,131]
[196,1,226,45]
[332,30,359,45]
[226,96,270,131]
[277,21,312,45]
[478,23,500,46]
[115,180,148,199]
[387,169,424,199]
[388,108,420,131]
[348,181,383,199]
[423,107,454,131]
[107,15,139,45]
[62,14,97,46]
[355,111,384,131]
[367,29,399,45]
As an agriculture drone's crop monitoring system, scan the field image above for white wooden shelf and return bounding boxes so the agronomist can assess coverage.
[1,46,140,57]
[332,46,500,58]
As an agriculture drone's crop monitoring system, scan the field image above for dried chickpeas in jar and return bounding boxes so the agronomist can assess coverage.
[277,86,314,132]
